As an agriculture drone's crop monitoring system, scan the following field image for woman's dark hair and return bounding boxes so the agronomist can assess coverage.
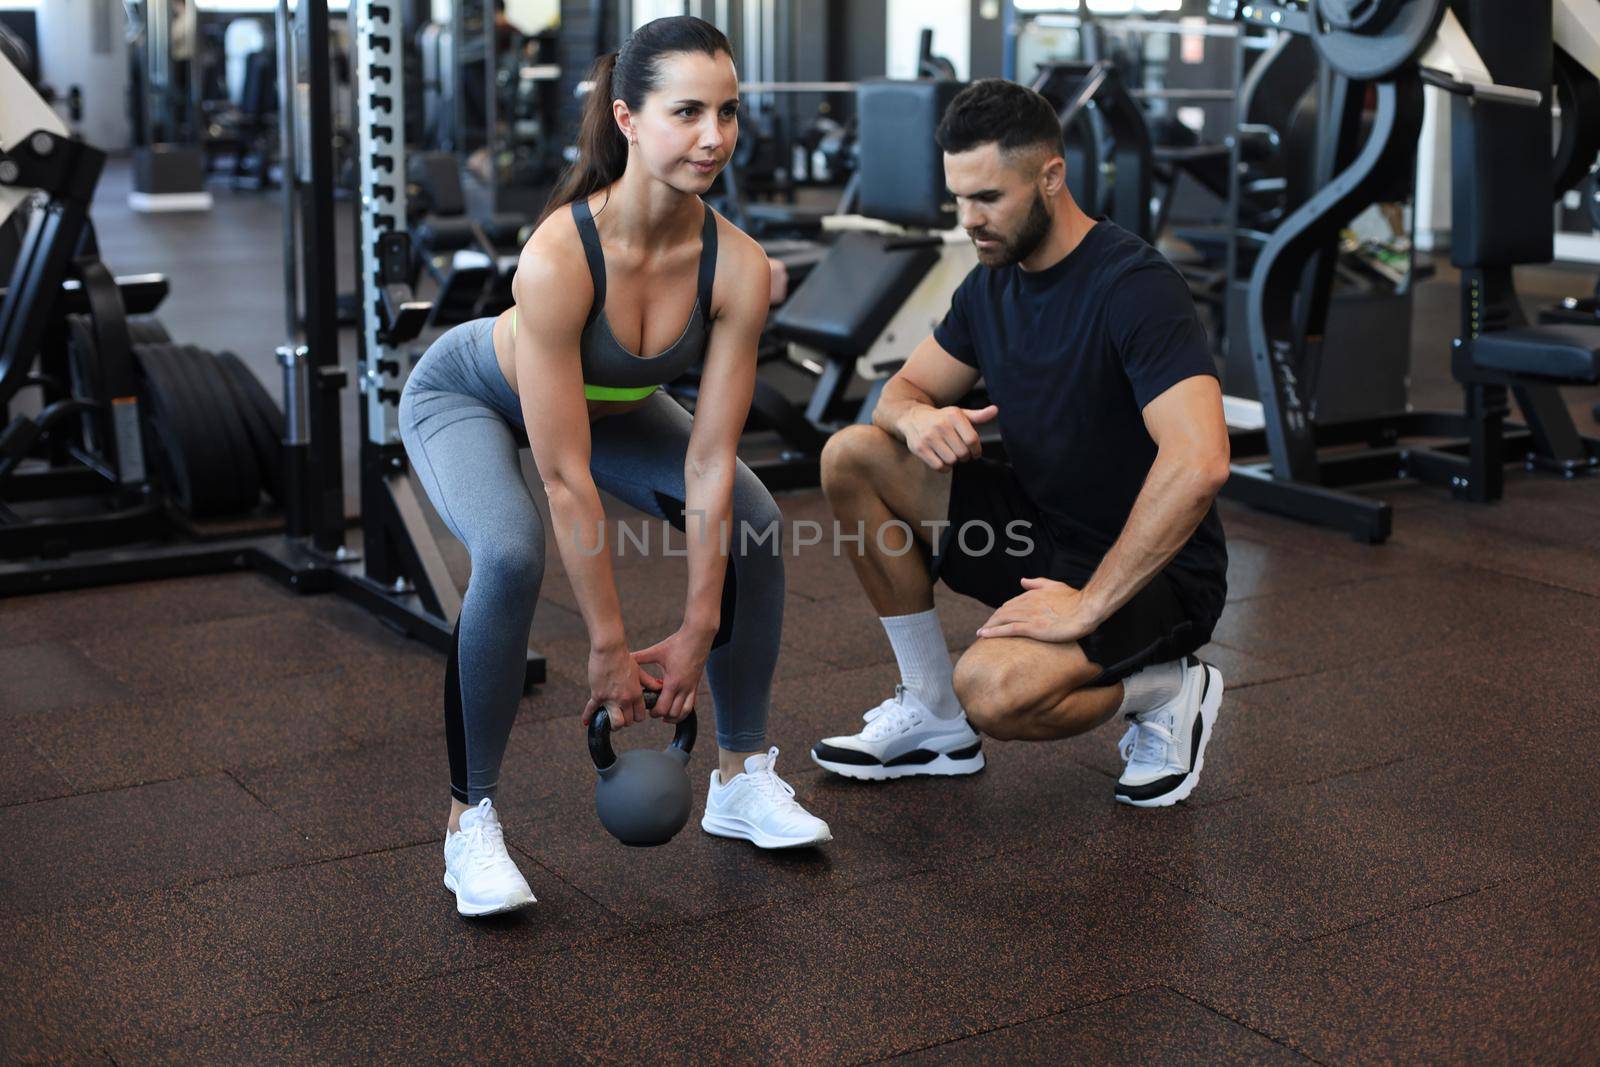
[935,78,1063,161]
[539,15,733,224]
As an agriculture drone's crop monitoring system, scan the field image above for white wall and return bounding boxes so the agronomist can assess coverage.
[633,0,689,31]
[37,0,131,151]
[886,0,969,80]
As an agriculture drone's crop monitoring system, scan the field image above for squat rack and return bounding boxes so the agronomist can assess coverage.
[0,0,544,687]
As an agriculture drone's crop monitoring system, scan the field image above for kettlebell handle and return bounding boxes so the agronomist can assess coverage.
[586,690,698,770]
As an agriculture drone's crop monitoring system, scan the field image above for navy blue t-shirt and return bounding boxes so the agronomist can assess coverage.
[932,219,1227,622]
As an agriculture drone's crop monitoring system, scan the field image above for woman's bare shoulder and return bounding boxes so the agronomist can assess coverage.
[705,204,771,313]
[513,204,594,320]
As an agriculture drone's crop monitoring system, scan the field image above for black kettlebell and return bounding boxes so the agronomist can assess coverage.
[587,690,697,847]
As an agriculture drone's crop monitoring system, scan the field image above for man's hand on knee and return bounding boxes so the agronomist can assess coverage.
[976,576,1101,644]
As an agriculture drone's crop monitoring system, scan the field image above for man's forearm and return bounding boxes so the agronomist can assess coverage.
[1079,453,1223,626]
[871,377,935,441]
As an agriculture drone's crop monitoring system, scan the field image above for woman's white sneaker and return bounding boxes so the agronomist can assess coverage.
[443,798,537,917]
[1115,657,1223,808]
[811,685,986,781]
[701,747,833,849]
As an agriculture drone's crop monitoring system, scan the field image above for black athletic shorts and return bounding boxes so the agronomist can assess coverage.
[929,458,1219,685]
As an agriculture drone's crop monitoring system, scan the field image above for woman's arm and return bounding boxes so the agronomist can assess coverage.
[511,223,649,724]
[681,226,768,633]
[633,227,768,724]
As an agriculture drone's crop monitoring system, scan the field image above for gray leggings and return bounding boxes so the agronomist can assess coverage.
[398,318,785,803]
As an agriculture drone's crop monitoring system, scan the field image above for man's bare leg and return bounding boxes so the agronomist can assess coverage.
[953,637,1124,741]
[819,424,952,615]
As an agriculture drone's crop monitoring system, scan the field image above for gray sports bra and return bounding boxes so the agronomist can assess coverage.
[572,197,717,401]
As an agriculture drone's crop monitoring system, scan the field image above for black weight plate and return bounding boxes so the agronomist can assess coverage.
[1588,169,1600,231]
[136,342,239,518]
[126,316,171,346]
[172,344,261,515]
[215,351,285,505]
[131,343,204,513]
[1553,48,1600,200]
[1309,0,1445,82]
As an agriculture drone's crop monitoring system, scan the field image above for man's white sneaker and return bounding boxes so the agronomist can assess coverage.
[701,747,833,849]
[443,798,537,917]
[810,685,985,781]
[1115,657,1223,808]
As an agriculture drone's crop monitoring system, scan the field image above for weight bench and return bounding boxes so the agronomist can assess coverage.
[408,154,523,325]
[767,230,945,429]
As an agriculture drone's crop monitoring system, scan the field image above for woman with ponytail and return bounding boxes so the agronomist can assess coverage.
[398,15,831,917]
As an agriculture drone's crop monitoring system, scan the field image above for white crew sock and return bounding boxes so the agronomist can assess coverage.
[1117,658,1186,716]
[881,608,962,719]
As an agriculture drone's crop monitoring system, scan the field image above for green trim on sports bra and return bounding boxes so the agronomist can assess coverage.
[508,309,660,403]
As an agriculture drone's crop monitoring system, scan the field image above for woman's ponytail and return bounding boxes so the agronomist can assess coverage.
[539,51,628,224]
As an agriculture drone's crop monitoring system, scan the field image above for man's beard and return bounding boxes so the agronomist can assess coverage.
[974,191,1052,267]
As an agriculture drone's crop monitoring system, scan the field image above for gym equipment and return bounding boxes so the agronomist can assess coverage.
[407,152,522,325]
[679,79,994,492]
[1210,0,1600,542]
[1543,167,1600,330]
[0,61,286,562]
[588,692,697,848]
[0,2,545,689]
[126,0,213,212]
[202,27,278,190]
[1030,59,1153,241]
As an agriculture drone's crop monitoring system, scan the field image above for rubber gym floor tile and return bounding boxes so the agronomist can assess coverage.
[306,656,451,746]
[1066,646,1525,807]
[1214,501,1449,572]
[1081,753,1533,942]
[1389,498,1600,598]
[1495,469,1600,515]
[509,670,600,727]
[111,969,583,1067]
[0,571,292,646]
[18,672,361,793]
[1445,735,1600,883]
[0,773,309,917]
[781,594,900,670]
[779,540,874,602]
[806,730,1130,871]
[890,987,1310,1065]
[1205,565,1595,675]
[229,733,454,860]
[1,884,294,1063]
[0,719,71,808]
[498,714,913,927]
[337,843,622,970]
[1176,874,1600,1064]
[1221,535,1396,604]
[498,843,1274,1064]
[0,640,129,716]
[1191,640,1305,690]
[71,611,347,698]
[765,658,903,743]
[48,844,611,1017]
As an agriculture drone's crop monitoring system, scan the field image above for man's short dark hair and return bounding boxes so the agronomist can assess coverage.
[935,79,1063,160]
